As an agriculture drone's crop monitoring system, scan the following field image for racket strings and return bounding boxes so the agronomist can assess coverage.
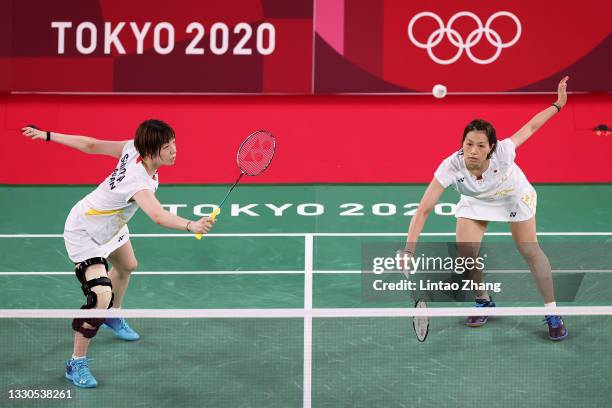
[237,131,275,176]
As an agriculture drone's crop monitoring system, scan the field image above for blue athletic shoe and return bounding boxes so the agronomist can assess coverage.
[544,315,568,341]
[65,357,97,388]
[465,298,496,327]
[103,318,140,341]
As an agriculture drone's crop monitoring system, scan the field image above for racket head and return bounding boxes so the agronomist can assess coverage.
[412,299,429,342]
[236,130,276,176]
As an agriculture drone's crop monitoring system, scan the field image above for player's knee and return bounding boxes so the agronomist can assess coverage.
[114,258,138,277]
[92,285,113,309]
[72,283,113,338]
[72,284,113,338]
[455,243,480,259]
[516,242,543,261]
[124,258,138,273]
[72,257,114,338]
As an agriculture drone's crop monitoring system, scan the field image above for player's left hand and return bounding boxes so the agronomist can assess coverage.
[555,76,569,108]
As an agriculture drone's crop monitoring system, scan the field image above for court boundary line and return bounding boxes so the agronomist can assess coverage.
[1,306,611,318]
[2,269,611,275]
[1,231,612,238]
[303,235,313,408]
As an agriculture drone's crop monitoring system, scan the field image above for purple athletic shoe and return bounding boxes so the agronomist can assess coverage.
[544,315,568,341]
[465,298,496,327]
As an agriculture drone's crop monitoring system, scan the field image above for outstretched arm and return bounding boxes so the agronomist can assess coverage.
[21,126,129,159]
[510,76,569,148]
[403,178,445,254]
[132,189,215,234]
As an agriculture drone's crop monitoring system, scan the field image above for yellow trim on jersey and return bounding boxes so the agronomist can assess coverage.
[490,188,515,198]
[521,191,537,213]
[85,208,124,216]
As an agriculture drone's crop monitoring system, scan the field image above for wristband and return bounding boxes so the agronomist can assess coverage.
[552,103,561,112]
[46,131,51,142]
[186,221,192,232]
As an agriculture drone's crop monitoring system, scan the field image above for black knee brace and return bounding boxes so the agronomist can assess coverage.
[72,257,114,338]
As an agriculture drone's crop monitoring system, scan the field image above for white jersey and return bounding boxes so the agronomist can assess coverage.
[434,138,537,222]
[74,140,158,245]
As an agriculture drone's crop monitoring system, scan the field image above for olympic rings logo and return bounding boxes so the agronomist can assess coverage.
[407,11,521,65]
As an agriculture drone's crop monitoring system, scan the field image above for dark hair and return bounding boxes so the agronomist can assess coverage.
[462,119,497,159]
[134,119,175,158]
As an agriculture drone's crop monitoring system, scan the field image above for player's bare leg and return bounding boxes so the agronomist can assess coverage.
[108,241,138,307]
[103,242,140,340]
[509,217,554,302]
[510,217,568,340]
[456,218,489,298]
[456,218,495,326]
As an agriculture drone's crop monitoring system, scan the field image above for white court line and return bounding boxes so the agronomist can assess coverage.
[303,234,313,408]
[1,306,612,318]
[0,271,304,275]
[1,231,612,238]
[1,269,611,276]
[314,269,612,274]
[304,236,314,309]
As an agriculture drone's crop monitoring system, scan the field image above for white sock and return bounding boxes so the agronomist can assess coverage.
[544,302,557,308]
[71,355,85,360]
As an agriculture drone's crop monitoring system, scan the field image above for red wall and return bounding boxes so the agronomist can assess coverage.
[2,93,611,184]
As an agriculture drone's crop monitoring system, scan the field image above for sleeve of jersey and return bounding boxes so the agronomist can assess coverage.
[433,157,456,188]
[124,178,157,202]
[120,164,157,202]
[496,139,517,162]
[122,140,135,155]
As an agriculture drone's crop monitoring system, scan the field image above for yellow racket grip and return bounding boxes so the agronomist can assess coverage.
[194,207,221,240]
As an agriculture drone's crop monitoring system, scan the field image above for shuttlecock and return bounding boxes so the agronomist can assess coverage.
[432,84,447,99]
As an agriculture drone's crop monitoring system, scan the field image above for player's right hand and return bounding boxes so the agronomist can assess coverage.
[191,216,216,234]
[21,126,45,140]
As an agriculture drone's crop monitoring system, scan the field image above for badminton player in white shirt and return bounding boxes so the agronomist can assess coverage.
[22,119,215,387]
[401,77,570,341]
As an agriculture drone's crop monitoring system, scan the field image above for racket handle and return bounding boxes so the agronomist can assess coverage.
[194,207,221,240]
